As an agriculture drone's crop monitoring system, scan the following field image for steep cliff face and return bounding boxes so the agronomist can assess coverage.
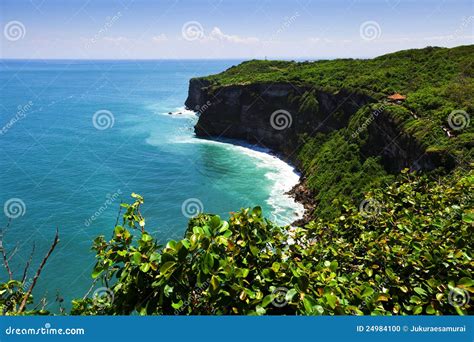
[362,111,455,172]
[185,79,449,172]
[186,80,372,157]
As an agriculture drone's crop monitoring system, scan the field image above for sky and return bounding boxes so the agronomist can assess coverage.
[0,0,473,59]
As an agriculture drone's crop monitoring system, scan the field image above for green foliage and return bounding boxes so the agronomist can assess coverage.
[72,170,472,315]
[0,280,49,316]
[297,129,393,218]
[298,91,319,115]
[199,45,473,161]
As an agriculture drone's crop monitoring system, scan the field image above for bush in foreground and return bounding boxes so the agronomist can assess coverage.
[69,170,472,315]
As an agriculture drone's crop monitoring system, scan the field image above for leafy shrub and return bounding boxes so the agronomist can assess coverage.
[71,170,472,316]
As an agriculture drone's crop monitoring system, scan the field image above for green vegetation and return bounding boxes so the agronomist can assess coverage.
[4,169,470,316]
[197,45,473,219]
[201,45,473,151]
[1,46,472,316]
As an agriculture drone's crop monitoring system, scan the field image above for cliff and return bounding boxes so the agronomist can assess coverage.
[185,46,472,219]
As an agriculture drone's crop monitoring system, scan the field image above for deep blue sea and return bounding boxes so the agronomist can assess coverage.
[0,60,303,311]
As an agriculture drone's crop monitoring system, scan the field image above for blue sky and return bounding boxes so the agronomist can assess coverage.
[0,0,472,59]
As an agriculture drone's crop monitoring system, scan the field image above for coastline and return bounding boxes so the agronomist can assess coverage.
[196,136,307,226]
[173,106,315,227]
[183,128,312,226]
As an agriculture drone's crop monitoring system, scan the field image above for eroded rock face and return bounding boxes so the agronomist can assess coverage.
[185,78,452,173]
[186,80,373,156]
[363,111,455,172]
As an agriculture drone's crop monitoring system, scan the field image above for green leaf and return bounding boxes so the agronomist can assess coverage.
[209,215,221,230]
[325,293,337,309]
[140,263,151,273]
[285,289,298,302]
[262,294,273,307]
[160,261,177,275]
[255,305,265,315]
[426,305,435,314]
[361,287,374,298]
[164,285,173,297]
[171,300,183,309]
[252,206,262,217]
[141,233,153,242]
[303,295,317,313]
[271,262,281,273]
[202,252,214,274]
[92,263,105,279]
[181,239,190,249]
[210,275,219,291]
[132,252,142,265]
[414,287,427,297]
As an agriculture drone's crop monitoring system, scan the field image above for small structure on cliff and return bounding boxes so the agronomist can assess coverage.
[387,93,407,103]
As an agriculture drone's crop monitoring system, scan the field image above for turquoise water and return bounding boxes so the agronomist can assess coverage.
[0,60,303,311]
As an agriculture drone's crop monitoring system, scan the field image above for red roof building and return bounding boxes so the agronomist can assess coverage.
[387,93,407,101]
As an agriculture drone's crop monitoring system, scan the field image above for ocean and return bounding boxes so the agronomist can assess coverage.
[0,59,303,311]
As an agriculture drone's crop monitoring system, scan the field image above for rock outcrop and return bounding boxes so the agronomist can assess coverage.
[185,78,451,172]
[186,80,372,158]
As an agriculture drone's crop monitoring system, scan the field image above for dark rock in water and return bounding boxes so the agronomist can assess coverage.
[168,112,172,115]
[177,112,182,115]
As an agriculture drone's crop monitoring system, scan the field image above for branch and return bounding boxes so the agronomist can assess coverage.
[21,242,35,284]
[114,202,123,227]
[1,219,13,281]
[18,229,59,313]
[7,243,19,262]
[82,277,99,300]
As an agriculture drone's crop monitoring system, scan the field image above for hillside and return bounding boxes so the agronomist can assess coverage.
[186,45,473,219]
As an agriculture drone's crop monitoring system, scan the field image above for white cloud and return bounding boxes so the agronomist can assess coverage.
[152,34,168,43]
[204,27,259,44]
[103,36,129,43]
[307,37,333,44]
